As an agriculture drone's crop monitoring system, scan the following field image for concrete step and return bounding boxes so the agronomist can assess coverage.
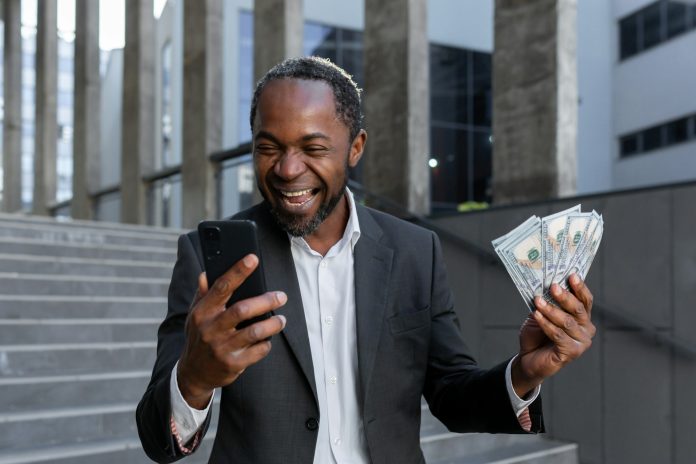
[0,237,176,262]
[0,273,169,297]
[0,433,215,464]
[0,212,185,238]
[421,403,449,437]
[0,401,219,463]
[0,371,151,413]
[0,342,156,377]
[0,319,160,344]
[0,404,137,451]
[0,253,173,278]
[0,221,180,248]
[0,296,167,319]
[423,433,578,464]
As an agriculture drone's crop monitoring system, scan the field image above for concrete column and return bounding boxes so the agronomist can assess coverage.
[363,0,430,215]
[181,0,223,227]
[33,0,58,215]
[253,0,303,84]
[121,0,155,224]
[2,0,23,212]
[72,0,100,220]
[492,0,578,204]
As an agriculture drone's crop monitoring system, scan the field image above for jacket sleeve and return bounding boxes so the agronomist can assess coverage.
[422,232,544,434]
[136,233,213,463]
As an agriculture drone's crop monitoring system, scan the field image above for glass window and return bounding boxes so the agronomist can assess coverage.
[641,3,663,50]
[430,125,469,211]
[472,51,491,127]
[642,125,663,151]
[664,117,689,144]
[472,130,492,203]
[620,134,639,157]
[430,44,469,124]
[667,2,688,38]
[620,14,639,59]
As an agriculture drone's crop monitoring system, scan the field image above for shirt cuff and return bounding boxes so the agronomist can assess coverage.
[505,355,541,417]
[170,361,214,445]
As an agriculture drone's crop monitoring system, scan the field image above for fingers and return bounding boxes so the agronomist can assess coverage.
[532,306,588,365]
[222,314,287,351]
[548,280,590,323]
[534,297,590,344]
[218,291,288,331]
[568,273,594,317]
[195,254,260,319]
[190,273,209,308]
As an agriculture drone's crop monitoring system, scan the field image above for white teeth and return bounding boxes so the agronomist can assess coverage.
[281,189,313,197]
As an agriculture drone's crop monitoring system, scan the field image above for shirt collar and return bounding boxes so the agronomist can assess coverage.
[289,187,362,255]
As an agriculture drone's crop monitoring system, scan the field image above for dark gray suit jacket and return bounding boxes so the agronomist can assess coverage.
[136,202,543,463]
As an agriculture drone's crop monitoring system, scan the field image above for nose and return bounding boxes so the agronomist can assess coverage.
[273,149,306,180]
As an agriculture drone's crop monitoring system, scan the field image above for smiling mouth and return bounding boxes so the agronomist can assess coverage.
[277,188,319,206]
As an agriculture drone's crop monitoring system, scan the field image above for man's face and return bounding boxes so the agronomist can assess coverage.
[252,78,364,237]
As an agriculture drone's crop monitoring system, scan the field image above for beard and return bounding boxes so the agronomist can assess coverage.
[264,175,348,237]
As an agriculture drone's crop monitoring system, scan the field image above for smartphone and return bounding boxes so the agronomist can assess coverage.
[198,220,271,330]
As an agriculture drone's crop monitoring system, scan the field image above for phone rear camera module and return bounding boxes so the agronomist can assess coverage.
[204,227,221,242]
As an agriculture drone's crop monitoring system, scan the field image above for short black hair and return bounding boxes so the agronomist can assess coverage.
[249,56,363,141]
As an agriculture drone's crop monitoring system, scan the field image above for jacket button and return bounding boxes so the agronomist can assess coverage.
[305,417,319,431]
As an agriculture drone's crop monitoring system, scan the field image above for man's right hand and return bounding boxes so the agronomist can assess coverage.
[177,254,287,409]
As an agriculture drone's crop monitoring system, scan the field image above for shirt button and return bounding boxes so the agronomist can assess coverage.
[329,376,337,384]
[324,316,333,325]
[320,261,327,268]
[334,437,341,445]
[305,417,319,431]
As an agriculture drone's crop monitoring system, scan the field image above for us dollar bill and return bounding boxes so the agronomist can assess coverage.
[541,205,580,290]
[492,205,604,311]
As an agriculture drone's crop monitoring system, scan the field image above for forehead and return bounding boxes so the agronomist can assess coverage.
[255,78,342,130]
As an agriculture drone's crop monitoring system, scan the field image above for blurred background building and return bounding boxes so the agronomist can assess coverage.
[0,1,694,463]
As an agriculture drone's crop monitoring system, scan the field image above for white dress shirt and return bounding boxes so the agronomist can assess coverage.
[170,188,539,460]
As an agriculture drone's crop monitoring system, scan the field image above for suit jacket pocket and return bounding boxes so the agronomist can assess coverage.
[388,306,430,335]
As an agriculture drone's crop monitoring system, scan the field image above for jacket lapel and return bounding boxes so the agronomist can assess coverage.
[354,206,394,398]
[252,206,318,405]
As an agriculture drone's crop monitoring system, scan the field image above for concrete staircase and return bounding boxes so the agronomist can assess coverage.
[0,213,578,464]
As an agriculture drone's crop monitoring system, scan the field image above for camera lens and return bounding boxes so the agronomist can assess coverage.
[205,227,220,241]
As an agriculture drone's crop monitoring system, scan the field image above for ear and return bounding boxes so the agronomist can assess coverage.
[348,129,367,168]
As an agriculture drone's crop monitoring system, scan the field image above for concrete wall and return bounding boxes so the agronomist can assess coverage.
[430,180,696,464]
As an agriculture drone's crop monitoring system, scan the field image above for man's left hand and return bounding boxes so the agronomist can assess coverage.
[511,273,596,398]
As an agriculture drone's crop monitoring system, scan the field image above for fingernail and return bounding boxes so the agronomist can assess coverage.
[570,274,579,285]
[243,254,257,268]
[551,284,561,296]
[277,315,287,328]
[276,291,287,305]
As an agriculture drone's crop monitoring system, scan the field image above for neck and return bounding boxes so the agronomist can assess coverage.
[304,193,350,256]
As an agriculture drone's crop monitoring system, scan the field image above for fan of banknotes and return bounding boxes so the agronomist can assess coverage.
[492,205,604,311]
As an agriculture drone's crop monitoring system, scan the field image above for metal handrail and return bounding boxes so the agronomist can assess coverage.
[348,179,696,359]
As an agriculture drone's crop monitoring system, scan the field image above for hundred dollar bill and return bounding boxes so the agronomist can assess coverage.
[551,212,593,286]
[541,205,580,290]
[492,205,603,311]
[552,211,601,291]
[566,214,603,284]
[492,216,540,310]
[500,221,545,307]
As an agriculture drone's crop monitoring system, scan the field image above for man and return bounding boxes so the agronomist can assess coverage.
[136,57,595,463]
